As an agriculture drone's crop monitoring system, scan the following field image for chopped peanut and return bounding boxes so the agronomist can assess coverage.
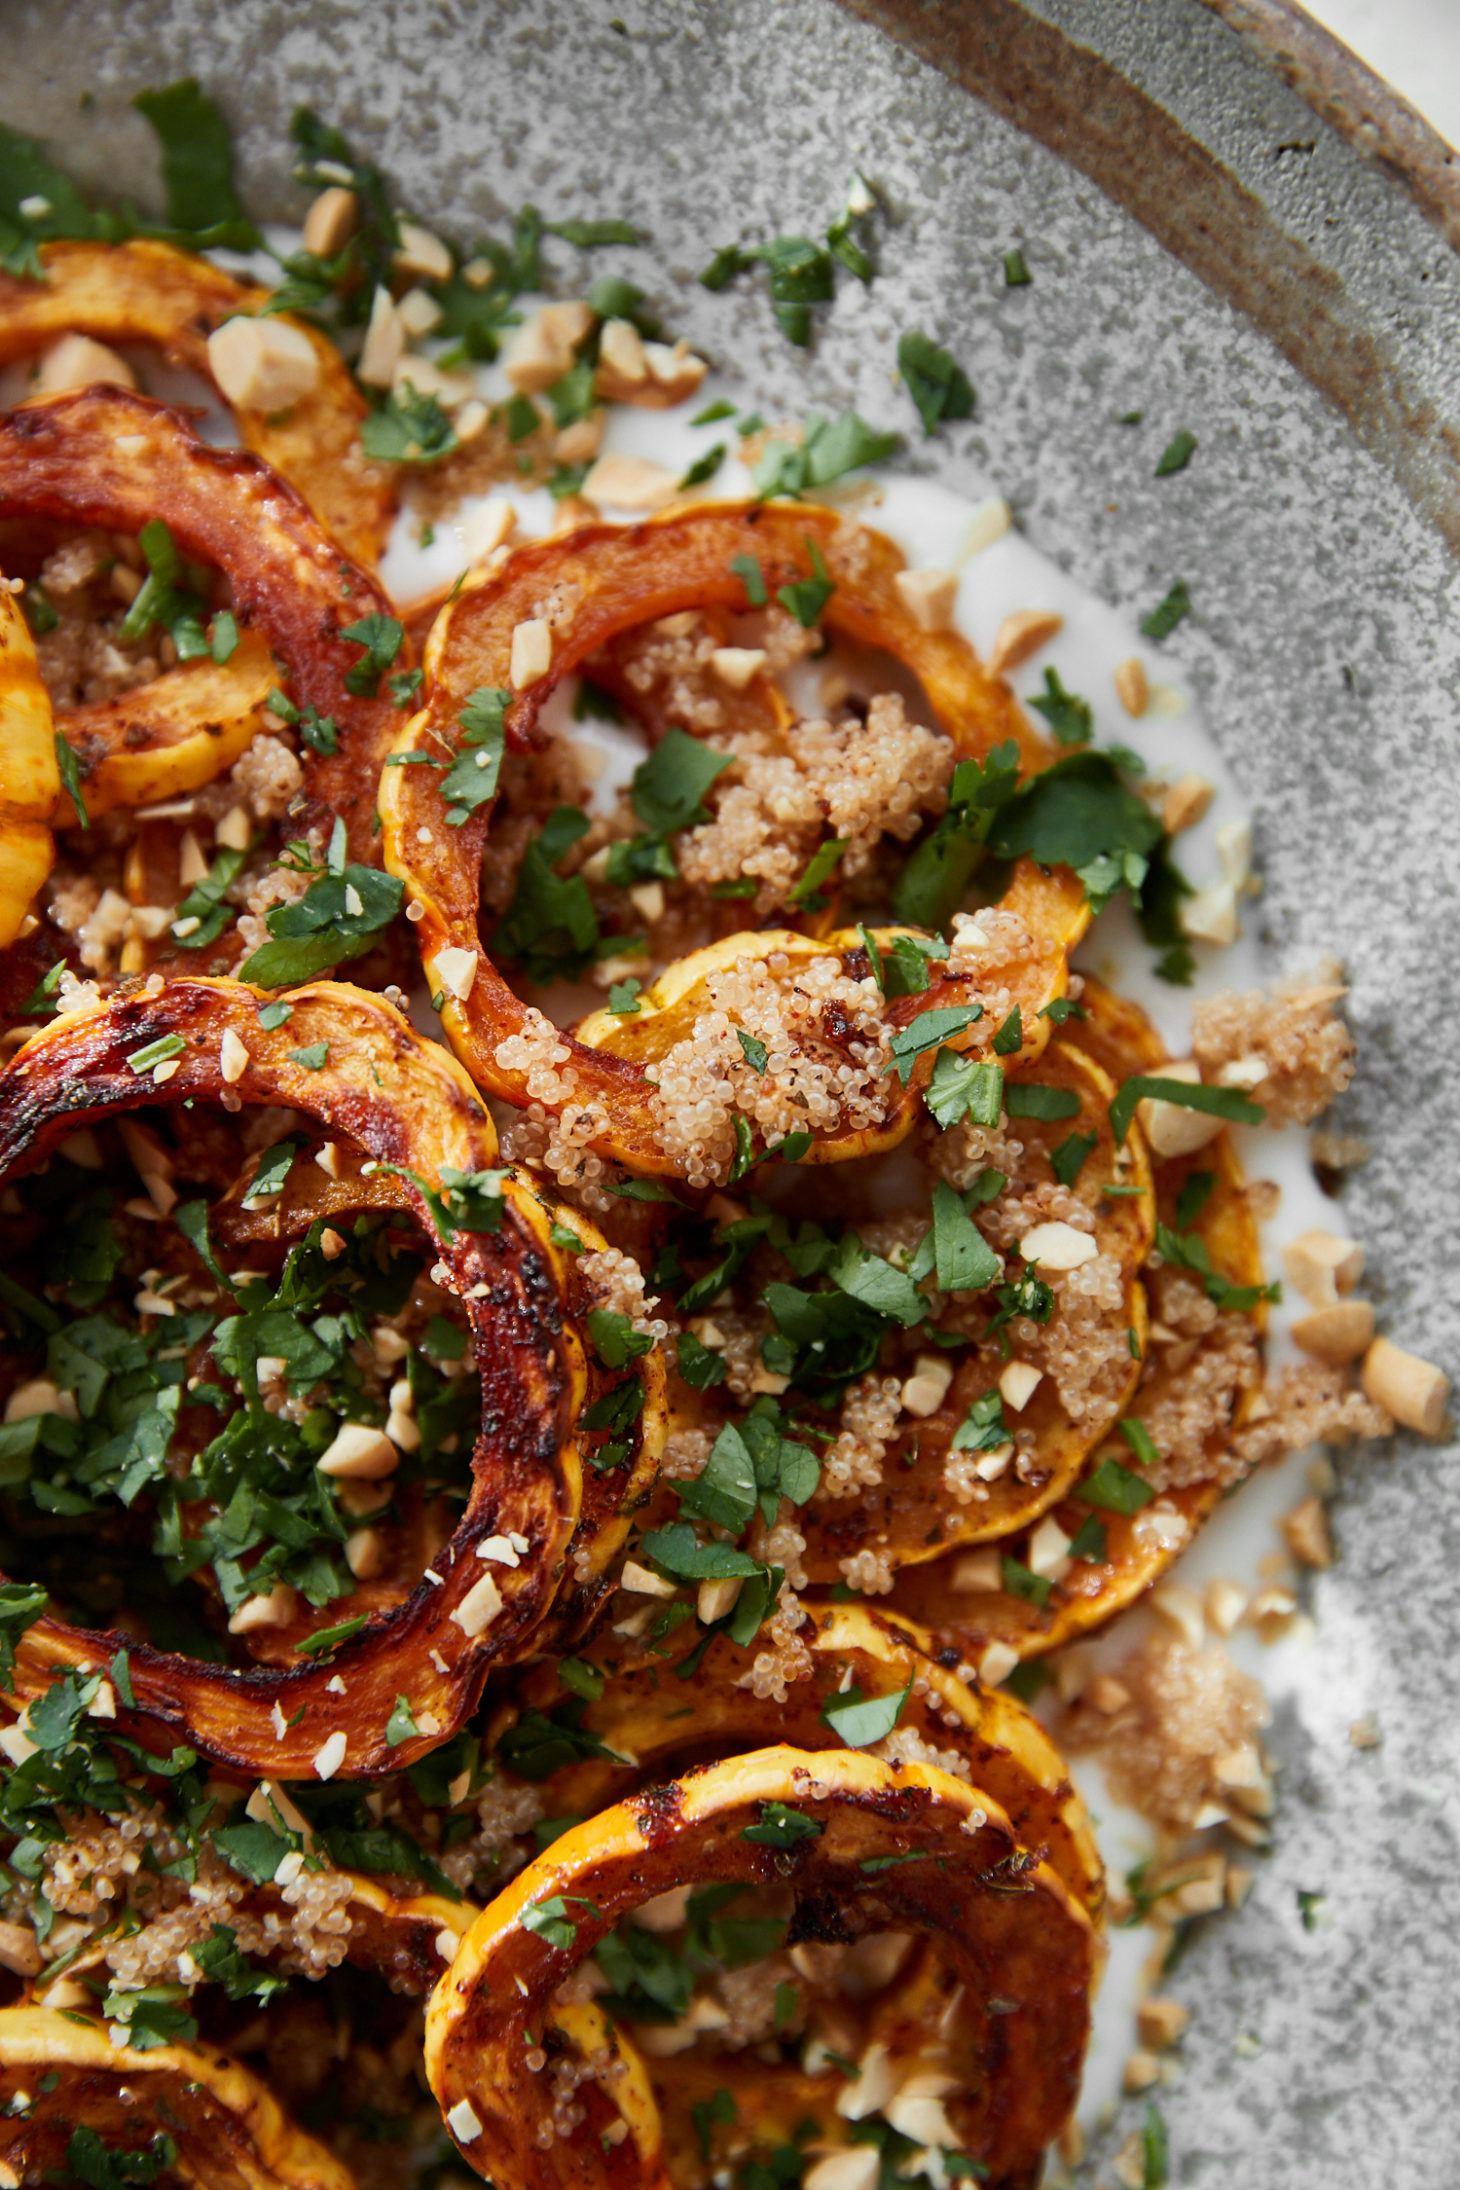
[1291,1300,1374,1366]
[988,608,1062,676]
[303,186,358,257]
[892,566,958,633]
[1361,1336,1448,1437]
[1160,772,1214,835]
[36,332,136,396]
[208,316,320,412]
[1113,655,1150,717]
[1136,1996,1189,2049]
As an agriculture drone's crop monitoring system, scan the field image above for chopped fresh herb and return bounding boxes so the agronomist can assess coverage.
[361,383,459,462]
[678,442,727,490]
[586,1309,654,1372]
[729,553,767,606]
[440,686,509,823]
[522,1892,599,1951]
[341,611,404,696]
[1297,1888,1325,1933]
[892,742,1021,931]
[1140,580,1191,642]
[1050,1131,1097,1188]
[1118,1418,1160,1468]
[639,1521,764,1584]
[741,1801,821,1849]
[1039,996,1088,1025]
[1000,1555,1051,1606]
[492,806,598,981]
[208,608,239,663]
[821,1679,911,1749]
[1154,1218,1279,1315]
[133,78,248,236]
[126,1033,186,1076]
[1142,2104,1169,2190]
[926,1050,1003,1131]
[1065,1513,1107,1564]
[910,1179,1000,1294]
[607,979,642,1016]
[293,1615,369,1657]
[1175,1170,1216,1229]
[548,215,642,246]
[1080,1455,1156,1515]
[171,844,247,951]
[287,1042,329,1071]
[631,727,732,836]
[898,328,975,434]
[676,1330,726,1390]
[53,734,90,830]
[1005,1081,1081,1123]
[246,1139,297,1201]
[787,834,847,911]
[736,1029,769,1074]
[776,537,835,628]
[950,1389,1010,1453]
[691,398,737,424]
[1109,1074,1263,1144]
[752,411,900,498]
[386,1694,421,1747]
[991,1005,1023,1056]
[1003,247,1031,286]
[240,862,403,986]
[1028,667,1093,747]
[885,1005,985,1086]
[1155,429,1198,477]
[299,705,338,755]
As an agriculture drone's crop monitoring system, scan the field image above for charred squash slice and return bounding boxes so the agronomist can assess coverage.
[0,388,406,892]
[890,982,1267,1665]
[426,1745,1096,2190]
[492,1599,1102,1916]
[0,581,56,949]
[379,501,1089,1177]
[0,2005,354,2190]
[0,978,663,1776]
[0,238,394,563]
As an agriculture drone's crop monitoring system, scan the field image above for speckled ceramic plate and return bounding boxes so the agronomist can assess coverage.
[3,3,1457,2181]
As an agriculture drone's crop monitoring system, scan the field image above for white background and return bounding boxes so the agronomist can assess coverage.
[1306,0,1460,149]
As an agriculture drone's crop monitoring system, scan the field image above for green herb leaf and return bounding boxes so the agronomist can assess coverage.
[1005,1081,1081,1123]
[1003,247,1031,286]
[53,735,90,830]
[729,552,767,606]
[361,383,459,463]
[925,1050,1004,1131]
[787,834,847,911]
[1028,668,1093,747]
[885,1004,984,1086]
[608,979,642,1016]
[1050,1131,1097,1188]
[586,1309,654,1371]
[1155,430,1197,477]
[1140,581,1191,641]
[133,79,246,233]
[239,863,404,986]
[897,328,975,434]
[736,1029,768,1073]
[631,727,732,835]
[679,442,727,490]
[639,1521,765,1583]
[1080,1455,1156,1514]
[776,537,835,628]
[741,1802,821,1848]
[341,612,404,697]
[821,1679,911,1749]
[1109,1074,1263,1144]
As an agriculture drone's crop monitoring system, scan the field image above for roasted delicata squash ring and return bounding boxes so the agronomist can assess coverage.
[772,1039,1152,1584]
[0,2005,354,2190]
[49,627,277,825]
[0,387,408,883]
[890,988,1267,1664]
[380,500,1090,1176]
[495,1599,1103,1914]
[0,238,395,563]
[0,978,662,1776]
[0,580,56,949]
[427,1745,1097,2190]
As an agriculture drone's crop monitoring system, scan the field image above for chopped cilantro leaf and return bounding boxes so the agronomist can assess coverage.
[1140,580,1191,641]
[1028,667,1093,746]
[821,1680,911,1749]
[1155,429,1198,477]
[897,328,975,434]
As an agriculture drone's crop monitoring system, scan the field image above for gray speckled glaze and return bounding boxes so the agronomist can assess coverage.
[3,1,1458,2180]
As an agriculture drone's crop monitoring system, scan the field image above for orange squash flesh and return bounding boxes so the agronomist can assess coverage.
[495,1598,1103,1916]
[426,1746,1096,2190]
[0,238,395,563]
[0,579,57,947]
[0,387,406,877]
[0,2006,355,2190]
[381,500,1090,1176]
[890,980,1267,1661]
[0,978,660,1776]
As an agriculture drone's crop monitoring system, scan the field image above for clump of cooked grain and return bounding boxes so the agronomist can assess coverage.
[578,1244,669,1342]
[1231,1360,1391,1470]
[1133,1271,1263,1491]
[1191,974,1355,1124]
[816,1374,902,1498]
[647,949,895,1188]
[1062,1632,1268,1832]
